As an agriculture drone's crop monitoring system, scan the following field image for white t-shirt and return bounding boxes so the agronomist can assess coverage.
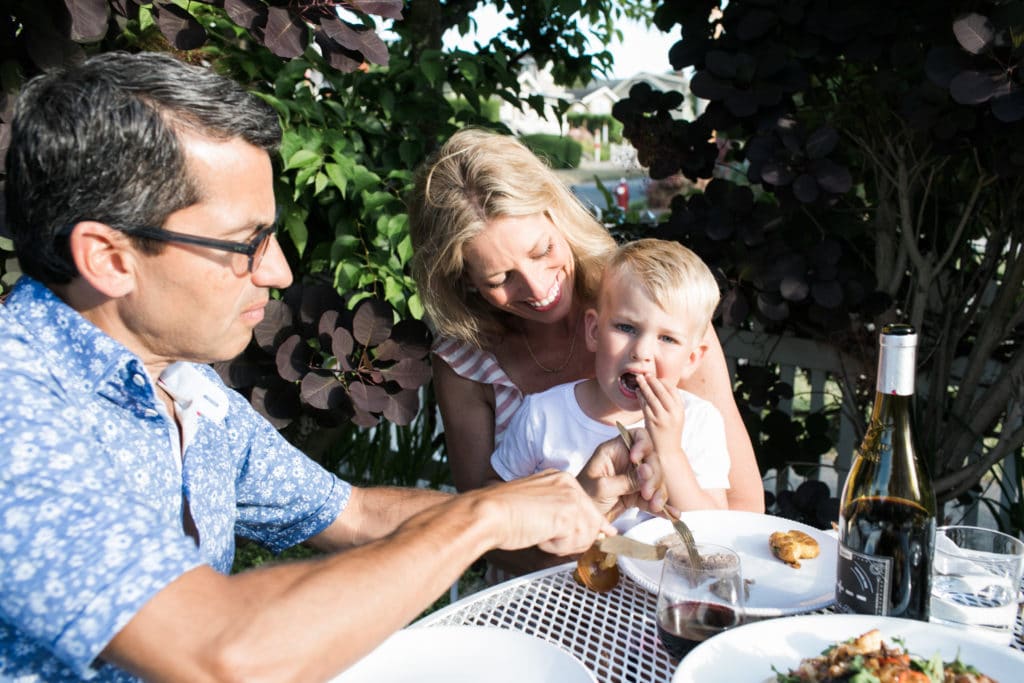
[491,380,730,529]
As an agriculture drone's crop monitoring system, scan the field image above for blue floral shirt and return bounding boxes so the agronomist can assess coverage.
[0,277,351,681]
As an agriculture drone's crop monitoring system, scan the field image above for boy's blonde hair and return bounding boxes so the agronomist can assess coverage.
[603,239,721,343]
[408,127,616,348]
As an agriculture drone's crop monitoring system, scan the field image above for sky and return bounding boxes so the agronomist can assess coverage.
[441,6,680,80]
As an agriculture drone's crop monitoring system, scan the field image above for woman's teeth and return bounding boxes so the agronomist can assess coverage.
[529,280,561,309]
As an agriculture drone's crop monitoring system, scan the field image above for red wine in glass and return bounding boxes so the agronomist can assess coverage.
[657,600,741,659]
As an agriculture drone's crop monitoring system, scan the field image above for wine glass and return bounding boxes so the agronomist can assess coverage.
[656,542,745,661]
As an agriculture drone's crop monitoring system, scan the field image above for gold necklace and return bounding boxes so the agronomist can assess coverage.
[523,314,580,374]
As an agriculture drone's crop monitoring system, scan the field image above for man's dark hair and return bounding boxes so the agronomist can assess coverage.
[4,51,282,284]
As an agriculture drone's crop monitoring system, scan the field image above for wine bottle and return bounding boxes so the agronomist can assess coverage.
[835,324,936,620]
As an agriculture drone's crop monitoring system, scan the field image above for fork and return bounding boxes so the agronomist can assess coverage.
[615,421,702,581]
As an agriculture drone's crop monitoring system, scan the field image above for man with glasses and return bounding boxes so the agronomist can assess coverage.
[0,52,665,681]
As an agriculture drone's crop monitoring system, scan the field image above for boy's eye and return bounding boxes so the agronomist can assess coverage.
[660,335,679,344]
[614,323,635,334]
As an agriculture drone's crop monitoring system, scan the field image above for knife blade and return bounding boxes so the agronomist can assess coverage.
[597,534,668,561]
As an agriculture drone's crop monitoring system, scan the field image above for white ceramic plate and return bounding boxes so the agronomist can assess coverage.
[673,613,1024,682]
[618,510,837,617]
[331,625,596,683]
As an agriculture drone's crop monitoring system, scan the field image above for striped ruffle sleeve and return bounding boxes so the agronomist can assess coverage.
[432,336,524,446]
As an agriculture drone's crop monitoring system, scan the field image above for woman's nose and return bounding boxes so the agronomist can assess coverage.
[520,267,550,300]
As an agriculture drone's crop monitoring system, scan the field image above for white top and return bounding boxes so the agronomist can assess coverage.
[491,381,730,529]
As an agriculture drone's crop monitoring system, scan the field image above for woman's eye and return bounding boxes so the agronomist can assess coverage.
[534,240,553,258]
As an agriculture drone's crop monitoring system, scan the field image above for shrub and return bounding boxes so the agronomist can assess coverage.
[519,134,583,169]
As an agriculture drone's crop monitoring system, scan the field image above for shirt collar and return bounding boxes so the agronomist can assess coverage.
[3,275,175,424]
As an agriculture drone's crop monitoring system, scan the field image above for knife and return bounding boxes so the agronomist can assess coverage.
[597,534,667,561]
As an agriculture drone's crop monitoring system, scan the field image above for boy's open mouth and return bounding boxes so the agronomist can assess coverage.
[619,372,640,398]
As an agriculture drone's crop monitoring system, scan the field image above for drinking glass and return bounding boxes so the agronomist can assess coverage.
[656,543,744,661]
[930,525,1024,645]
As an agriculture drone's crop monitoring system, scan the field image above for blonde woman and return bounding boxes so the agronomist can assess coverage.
[409,129,764,572]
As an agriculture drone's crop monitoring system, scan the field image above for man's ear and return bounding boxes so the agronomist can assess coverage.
[584,307,600,353]
[67,221,136,298]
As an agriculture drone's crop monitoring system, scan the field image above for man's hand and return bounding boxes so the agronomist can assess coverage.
[472,470,617,556]
[577,429,668,520]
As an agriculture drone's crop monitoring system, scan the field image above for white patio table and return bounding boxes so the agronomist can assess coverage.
[415,562,1024,683]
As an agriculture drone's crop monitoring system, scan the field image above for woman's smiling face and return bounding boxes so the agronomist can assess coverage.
[462,212,576,323]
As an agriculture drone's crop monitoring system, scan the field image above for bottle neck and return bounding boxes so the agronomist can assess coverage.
[877,336,916,396]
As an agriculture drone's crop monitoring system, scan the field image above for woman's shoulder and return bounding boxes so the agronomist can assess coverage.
[433,336,520,391]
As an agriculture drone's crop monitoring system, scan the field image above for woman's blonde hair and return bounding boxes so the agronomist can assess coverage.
[408,127,616,348]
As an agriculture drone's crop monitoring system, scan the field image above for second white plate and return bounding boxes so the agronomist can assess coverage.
[618,510,838,617]
[673,613,1024,682]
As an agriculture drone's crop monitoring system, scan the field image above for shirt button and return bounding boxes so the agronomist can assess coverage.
[133,374,146,387]
[144,408,159,418]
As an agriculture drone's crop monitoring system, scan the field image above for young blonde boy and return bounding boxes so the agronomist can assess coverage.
[490,239,729,527]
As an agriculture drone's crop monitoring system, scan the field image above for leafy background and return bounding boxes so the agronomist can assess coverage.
[3,1,1024,539]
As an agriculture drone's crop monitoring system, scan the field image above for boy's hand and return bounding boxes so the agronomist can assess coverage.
[636,373,685,463]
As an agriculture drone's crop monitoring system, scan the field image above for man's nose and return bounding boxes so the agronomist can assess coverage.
[252,235,293,289]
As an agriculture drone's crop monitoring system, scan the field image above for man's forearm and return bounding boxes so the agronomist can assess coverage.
[309,485,454,551]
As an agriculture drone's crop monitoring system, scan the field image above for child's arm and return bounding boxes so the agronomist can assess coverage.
[636,373,728,511]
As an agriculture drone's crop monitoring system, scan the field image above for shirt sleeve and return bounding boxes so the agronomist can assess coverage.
[216,371,351,554]
[490,395,543,481]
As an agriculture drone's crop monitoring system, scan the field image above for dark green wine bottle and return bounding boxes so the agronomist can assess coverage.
[835,324,936,620]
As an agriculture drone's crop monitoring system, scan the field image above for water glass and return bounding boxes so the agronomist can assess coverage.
[655,543,744,661]
[929,525,1024,645]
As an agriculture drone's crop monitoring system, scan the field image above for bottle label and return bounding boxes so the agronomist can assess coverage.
[835,543,893,615]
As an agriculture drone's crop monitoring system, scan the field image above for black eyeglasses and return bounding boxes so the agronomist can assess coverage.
[120,224,278,274]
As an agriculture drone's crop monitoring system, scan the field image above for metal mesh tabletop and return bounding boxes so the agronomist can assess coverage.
[417,564,674,682]
[416,562,1024,683]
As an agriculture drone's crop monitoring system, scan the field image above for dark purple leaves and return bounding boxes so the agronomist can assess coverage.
[804,126,839,160]
[952,13,995,55]
[350,381,388,413]
[275,334,309,382]
[320,16,389,66]
[383,389,420,424]
[950,69,1007,104]
[153,2,207,50]
[353,298,393,346]
[348,0,404,20]
[331,328,355,366]
[254,299,294,352]
[218,282,432,430]
[64,0,109,42]
[252,384,301,429]
[719,288,750,327]
[301,371,346,410]
[265,7,306,59]
[224,0,265,31]
[811,159,853,194]
[382,358,433,390]
[991,89,1024,122]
